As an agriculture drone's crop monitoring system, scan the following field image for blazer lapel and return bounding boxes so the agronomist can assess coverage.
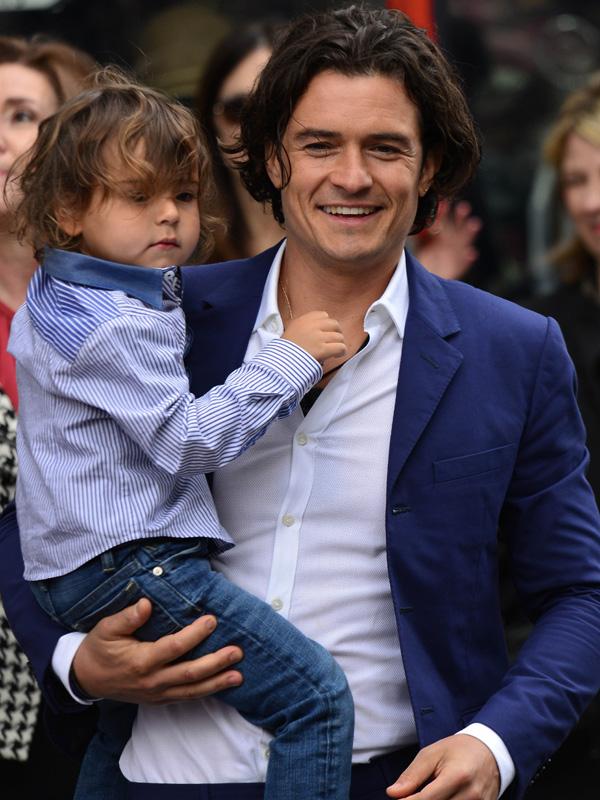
[387,253,463,493]
[183,246,277,395]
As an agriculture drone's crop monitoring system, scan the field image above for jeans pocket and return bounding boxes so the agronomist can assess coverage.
[60,577,144,632]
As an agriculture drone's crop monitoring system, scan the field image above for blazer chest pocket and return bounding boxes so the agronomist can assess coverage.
[434,443,516,484]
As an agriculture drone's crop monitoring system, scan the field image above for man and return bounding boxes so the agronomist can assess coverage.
[2,7,600,800]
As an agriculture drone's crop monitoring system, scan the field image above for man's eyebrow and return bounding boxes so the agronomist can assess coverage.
[293,128,339,141]
[369,132,415,148]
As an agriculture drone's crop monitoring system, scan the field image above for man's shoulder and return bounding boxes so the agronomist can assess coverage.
[441,275,551,339]
[181,246,278,298]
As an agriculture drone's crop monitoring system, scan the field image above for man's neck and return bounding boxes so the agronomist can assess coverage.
[278,243,402,380]
[279,246,400,329]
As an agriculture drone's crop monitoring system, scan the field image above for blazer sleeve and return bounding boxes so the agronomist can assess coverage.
[0,500,83,714]
[474,317,600,796]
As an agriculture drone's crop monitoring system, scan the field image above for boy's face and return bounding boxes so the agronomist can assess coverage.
[61,163,201,269]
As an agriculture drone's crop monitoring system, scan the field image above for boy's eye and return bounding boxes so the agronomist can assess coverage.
[177,191,197,202]
[128,192,148,203]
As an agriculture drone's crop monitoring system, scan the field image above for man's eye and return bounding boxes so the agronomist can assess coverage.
[371,144,401,156]
[305,141,333,154]
[128,193,147,203]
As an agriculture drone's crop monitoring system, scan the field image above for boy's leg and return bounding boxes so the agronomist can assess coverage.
[130,542,355,800]
[74,701,136,800]
[33,540,354,800]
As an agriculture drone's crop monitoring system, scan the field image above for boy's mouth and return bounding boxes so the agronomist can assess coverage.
[152,239,179,249]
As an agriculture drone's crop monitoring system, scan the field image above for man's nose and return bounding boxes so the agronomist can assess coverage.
[329,148,373,193]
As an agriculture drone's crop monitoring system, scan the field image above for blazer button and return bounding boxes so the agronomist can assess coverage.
[392,504,411,515]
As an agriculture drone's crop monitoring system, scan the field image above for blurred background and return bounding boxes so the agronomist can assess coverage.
[0,0,598,296]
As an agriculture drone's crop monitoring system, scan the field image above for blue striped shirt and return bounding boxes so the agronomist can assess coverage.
[10,249,321,580]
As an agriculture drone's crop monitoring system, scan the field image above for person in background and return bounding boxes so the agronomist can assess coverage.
[194,20,283,262]
[0,33,96,800]
[518,71,600,798]
[194,19,482,278]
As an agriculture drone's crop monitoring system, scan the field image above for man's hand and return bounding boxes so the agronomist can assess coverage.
[72,598,243,704]
[386,734,500,799]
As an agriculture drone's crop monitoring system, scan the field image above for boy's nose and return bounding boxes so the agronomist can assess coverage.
[157,198,179,224]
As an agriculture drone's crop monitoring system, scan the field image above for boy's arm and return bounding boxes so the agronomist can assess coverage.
[70,313,323,474]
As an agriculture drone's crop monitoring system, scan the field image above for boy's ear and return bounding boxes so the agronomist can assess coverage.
[55,207,82,237]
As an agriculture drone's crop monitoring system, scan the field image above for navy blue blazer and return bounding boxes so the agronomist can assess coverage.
[2,246,600,798]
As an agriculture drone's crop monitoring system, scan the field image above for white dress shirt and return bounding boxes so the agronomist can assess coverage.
[56,242,514,794]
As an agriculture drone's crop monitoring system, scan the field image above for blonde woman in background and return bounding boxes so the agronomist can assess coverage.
[522,72,600,799]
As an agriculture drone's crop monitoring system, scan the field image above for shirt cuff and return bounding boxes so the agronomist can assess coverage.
[457,723,515,798]
[52,632,96,705]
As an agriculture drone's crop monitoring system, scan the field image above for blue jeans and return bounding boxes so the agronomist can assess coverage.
[31,538,354,800]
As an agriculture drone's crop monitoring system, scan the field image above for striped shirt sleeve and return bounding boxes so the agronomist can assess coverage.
[67,309,322,475]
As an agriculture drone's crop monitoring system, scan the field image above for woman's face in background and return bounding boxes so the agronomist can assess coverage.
[0,63,58,214]
[561,130,600,265]
[212,45,271,162]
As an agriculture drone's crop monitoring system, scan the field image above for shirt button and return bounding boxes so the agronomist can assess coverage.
[282,514,295,527]
[271,598,283,611]
[263,747,270,760]
[152,566,164,577]
[267,319,279,332]
[296,432,308,446]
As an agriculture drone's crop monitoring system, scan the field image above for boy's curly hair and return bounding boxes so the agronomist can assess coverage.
[13,66,218,261]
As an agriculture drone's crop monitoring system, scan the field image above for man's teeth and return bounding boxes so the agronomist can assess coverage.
[322,206,376,216]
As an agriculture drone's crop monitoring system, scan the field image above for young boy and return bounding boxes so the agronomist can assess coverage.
[9,69,354,800]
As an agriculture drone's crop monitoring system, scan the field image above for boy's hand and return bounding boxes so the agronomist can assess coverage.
[282,310,346,364]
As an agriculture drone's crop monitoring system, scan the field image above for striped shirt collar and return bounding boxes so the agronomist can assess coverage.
[41,247,182,310]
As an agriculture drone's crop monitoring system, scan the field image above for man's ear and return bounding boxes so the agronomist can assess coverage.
[418,149,441,197]
[265,147,283,189]
[55,207,82,237]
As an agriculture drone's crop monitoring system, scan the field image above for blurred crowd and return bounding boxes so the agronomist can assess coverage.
[0,2,600,797]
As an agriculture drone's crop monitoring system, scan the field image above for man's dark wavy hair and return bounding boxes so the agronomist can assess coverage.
[235,5,481,235]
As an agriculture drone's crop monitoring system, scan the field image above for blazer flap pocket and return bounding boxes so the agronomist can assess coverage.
[434,444,516,483]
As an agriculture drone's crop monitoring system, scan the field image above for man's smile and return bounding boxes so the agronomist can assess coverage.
[319,205,380,216]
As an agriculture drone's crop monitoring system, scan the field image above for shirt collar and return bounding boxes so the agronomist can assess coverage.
[254,240,408,339]
[41,248,182,311]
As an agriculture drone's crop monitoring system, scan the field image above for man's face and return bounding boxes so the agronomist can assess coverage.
[267,70,437,276]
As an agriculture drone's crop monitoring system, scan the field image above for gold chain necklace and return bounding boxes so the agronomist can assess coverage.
[281,281,294,320]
